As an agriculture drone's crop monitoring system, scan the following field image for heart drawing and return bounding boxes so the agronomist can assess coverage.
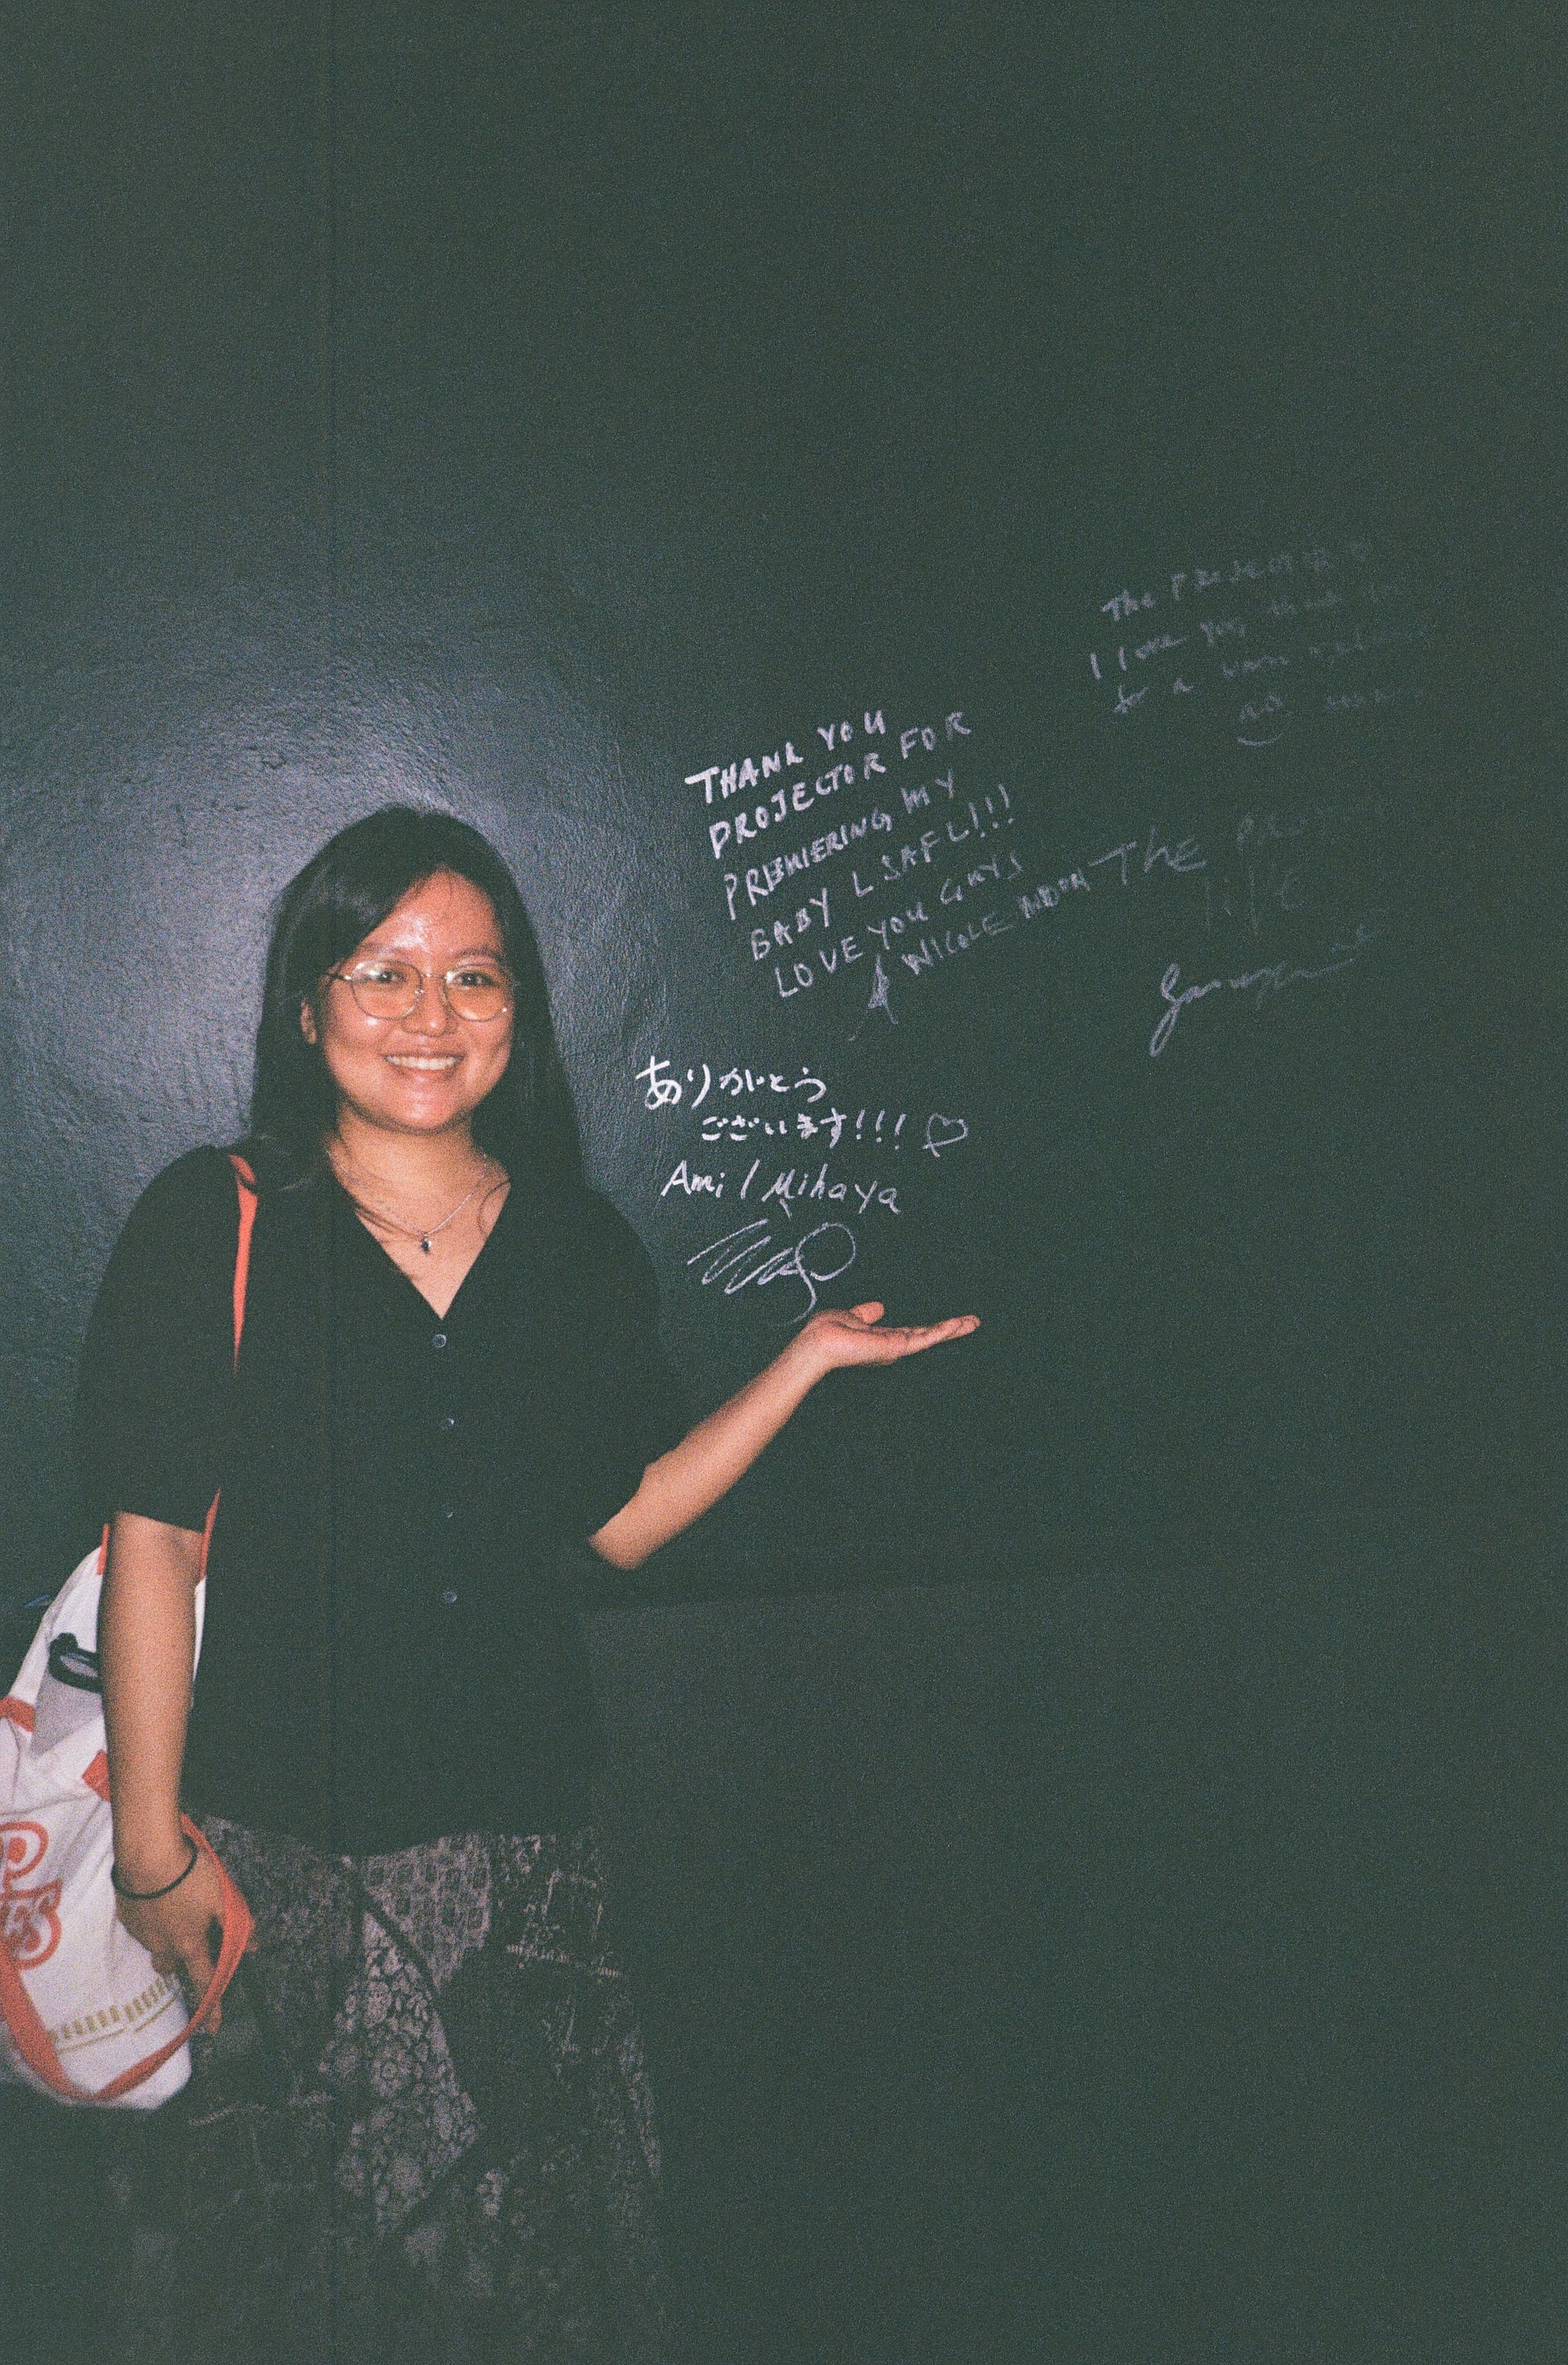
[922,1114,969,1158]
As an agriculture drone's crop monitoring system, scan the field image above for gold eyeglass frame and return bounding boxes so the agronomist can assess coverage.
[325,961,515,1023]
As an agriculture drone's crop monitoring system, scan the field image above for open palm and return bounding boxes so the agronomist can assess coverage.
[800,1299,980,1374]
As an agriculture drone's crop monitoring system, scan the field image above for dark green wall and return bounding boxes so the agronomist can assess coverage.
[2,10,1553,2358]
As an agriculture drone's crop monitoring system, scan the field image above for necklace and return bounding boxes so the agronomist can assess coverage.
[333,1154,498,1253]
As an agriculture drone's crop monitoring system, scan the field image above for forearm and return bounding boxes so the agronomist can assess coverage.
[589,1298,980,1570]
[98,1511,206,1884]
[590,1331,823,1570]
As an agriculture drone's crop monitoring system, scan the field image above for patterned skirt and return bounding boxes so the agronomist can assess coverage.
[100,1820,669,2364]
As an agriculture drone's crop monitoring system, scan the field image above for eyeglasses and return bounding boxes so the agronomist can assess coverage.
[325,959,514,1024]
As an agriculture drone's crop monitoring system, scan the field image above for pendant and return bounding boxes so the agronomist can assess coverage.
[420,1238,433,1253]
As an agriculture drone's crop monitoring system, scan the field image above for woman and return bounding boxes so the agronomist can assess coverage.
[79,805,976,2361]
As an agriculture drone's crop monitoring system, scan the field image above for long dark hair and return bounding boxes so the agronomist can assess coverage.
[243,806,584,1194]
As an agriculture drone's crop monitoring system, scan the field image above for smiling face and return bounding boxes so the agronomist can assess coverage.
[300,869,515,1145]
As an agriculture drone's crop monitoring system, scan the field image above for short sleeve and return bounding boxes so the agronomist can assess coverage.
[74,1148,240,1534]
[552,1192,689,1538]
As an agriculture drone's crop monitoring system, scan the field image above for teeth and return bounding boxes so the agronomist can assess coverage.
[387,1057,462,1071]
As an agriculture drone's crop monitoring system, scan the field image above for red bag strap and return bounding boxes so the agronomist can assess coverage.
[195,1154,259,1578]
[227,1152,259,1366]
[0,1821,253,2105]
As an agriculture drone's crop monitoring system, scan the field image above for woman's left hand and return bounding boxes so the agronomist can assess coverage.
[590,1302,980,1569]
[794,1300,980,1378]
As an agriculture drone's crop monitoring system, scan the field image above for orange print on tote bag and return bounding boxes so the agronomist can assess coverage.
[0,1156,257,2105]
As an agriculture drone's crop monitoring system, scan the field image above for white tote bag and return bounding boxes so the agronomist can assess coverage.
[0,1155,257,2106]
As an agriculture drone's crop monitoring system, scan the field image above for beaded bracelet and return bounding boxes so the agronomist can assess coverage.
[110,1837,199,1900]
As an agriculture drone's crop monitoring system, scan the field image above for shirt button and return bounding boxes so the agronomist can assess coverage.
[432,1332,448,1349]
[439,1414,457,1431]
[441,1587,459,1606]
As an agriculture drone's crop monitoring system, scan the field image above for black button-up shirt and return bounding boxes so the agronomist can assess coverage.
[77,1148,687,1852]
